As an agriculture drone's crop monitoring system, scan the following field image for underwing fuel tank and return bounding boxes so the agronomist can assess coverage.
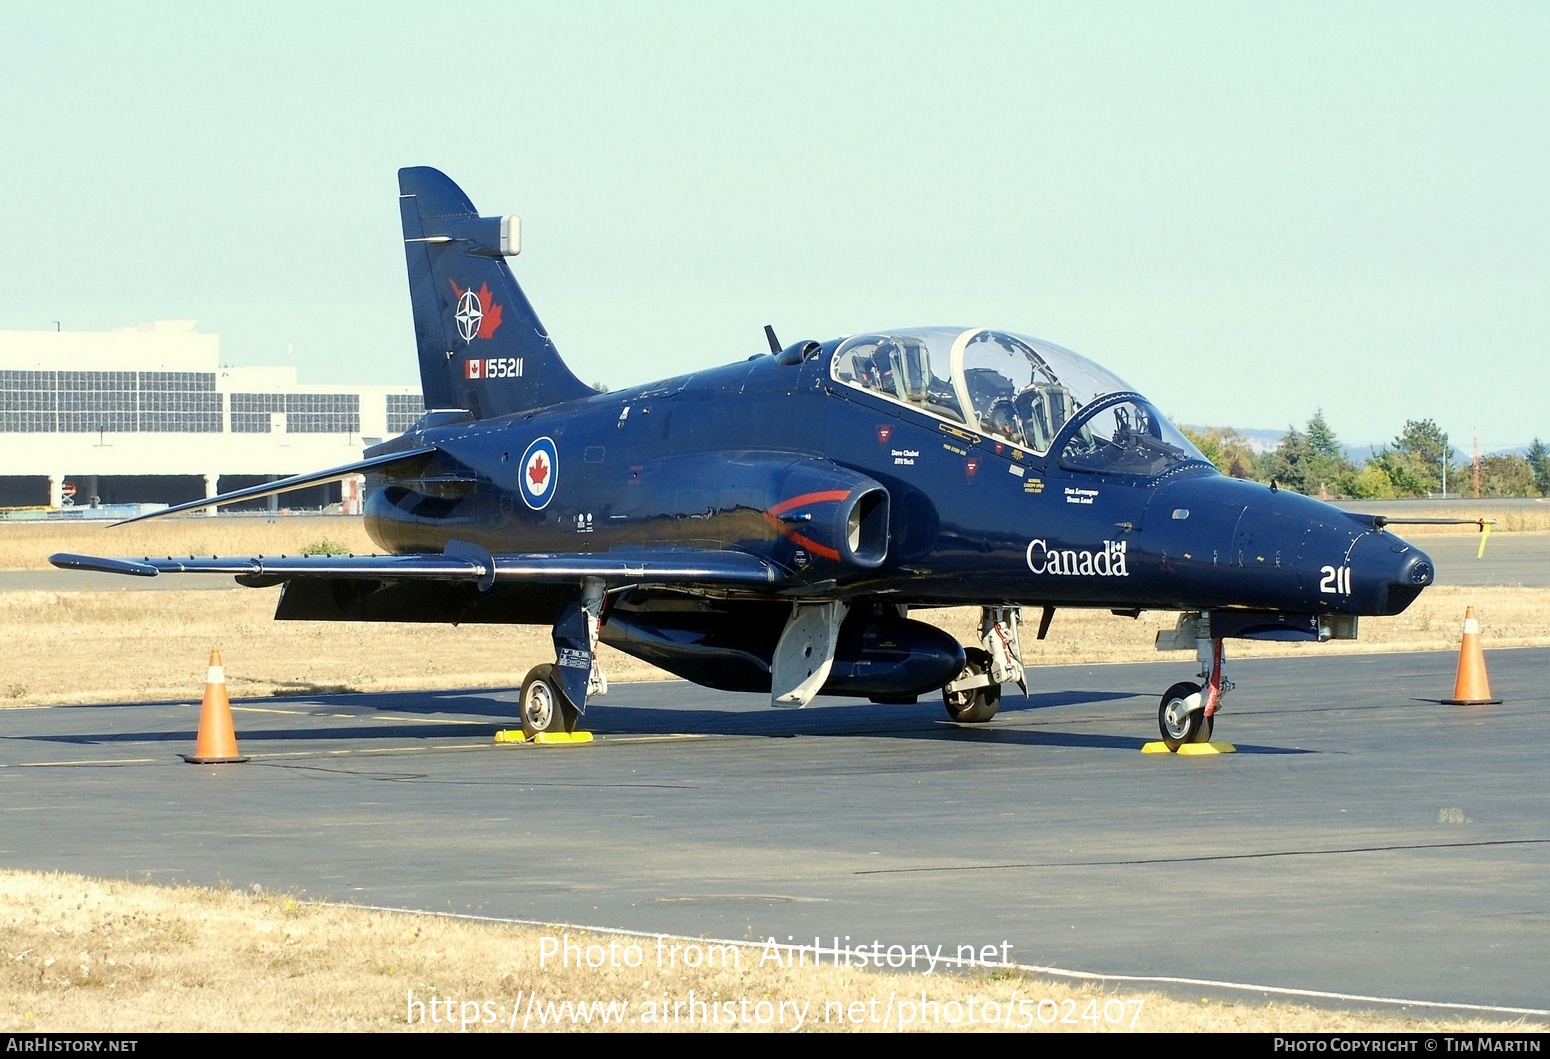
[599,602,965,698]
[823,613,967,698]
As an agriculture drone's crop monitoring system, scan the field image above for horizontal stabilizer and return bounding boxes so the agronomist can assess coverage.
[49,545,788,589]
[110,446,441,525]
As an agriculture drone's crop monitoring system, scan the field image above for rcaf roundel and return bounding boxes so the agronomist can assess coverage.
[519,436,558,510]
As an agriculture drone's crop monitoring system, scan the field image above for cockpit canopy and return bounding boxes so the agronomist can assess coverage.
[831,327,1210,478]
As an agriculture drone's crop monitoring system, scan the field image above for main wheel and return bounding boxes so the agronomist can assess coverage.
[520,664,579,738]
[943,647,1002,723]
[1158,680,1213,750]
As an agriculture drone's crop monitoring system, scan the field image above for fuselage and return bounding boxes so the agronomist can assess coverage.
[364,340,1432,619]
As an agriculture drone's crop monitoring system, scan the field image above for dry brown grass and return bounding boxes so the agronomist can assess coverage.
[1334,503,1550,535]
[0,869,1539,1033]
[3,586,1546,707]
[0,516,377,571]
[0,587,662,706]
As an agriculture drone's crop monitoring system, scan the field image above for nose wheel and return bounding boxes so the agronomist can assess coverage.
[1158,681,1214,750]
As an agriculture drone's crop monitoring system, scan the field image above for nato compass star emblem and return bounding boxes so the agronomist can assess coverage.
[455,289,483,342]
[449,280,504,343]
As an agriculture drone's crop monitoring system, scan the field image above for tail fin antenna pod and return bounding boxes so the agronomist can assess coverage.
[398,167,595,421]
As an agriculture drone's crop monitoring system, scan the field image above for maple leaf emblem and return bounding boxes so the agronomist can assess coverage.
[449,279,505,340]
[527,453,549,488]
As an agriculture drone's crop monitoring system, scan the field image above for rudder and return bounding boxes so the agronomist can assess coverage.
[399,167,595,420]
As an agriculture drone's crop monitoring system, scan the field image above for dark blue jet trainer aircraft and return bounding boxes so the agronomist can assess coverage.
[53,167,1437,749]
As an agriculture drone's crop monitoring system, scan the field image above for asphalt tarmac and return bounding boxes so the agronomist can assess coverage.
[1410,533,1550,587]
[3,648,1546,1016]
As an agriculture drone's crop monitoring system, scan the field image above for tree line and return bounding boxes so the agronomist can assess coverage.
[1181,412,1550,499]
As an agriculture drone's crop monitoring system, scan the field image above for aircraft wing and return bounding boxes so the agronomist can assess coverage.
[49,544,788,590]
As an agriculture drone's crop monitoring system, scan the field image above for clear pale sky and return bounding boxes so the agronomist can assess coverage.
[1,3,1544,451]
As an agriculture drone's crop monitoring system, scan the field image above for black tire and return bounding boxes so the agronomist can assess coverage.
[1158,680,1211,750]
[520,664,577,738]
[943,647,1002,723]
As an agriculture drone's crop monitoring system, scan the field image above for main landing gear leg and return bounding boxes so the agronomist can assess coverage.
[1158,630,1232,751]
[942,606,1027,723]
[519,579,607,739]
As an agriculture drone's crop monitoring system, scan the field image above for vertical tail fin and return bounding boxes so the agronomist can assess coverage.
[398,167,595,420]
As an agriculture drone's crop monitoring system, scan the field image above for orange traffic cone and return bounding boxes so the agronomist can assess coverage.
[1442,607,1502,706]
[182,649,250,763]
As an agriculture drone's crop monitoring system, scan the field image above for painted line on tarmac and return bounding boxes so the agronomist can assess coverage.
[231,705,488,725]
[854,837,1550,874]
[230,706,314,716]
[246,743,496,759]
[0,736,682,768]
[1,744,500,767]
[352,905,1550,1019]
[1009,961,1550,1019]
[247,735,707,756]
[369,715,488,726]
[1,758,158,768]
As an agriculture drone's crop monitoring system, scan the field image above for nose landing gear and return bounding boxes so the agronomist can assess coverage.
[1159,680,1213,750]
[1155,625,1230,751]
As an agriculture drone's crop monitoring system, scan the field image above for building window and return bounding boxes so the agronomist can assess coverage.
[386,393,425,433]
[284,393,359,434]
[137,373,222,431]
[230,392,359,433]
[230,392,284,433]
[0,371,58,431]
[1,369,224,432]
[1,370,379,435]
[57,371,137,432]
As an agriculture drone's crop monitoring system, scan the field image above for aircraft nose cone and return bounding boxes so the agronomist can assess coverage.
[1402,552,1434,587]
[1368,540,1433,615]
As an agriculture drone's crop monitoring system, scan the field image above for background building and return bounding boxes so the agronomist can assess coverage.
[0,321,422,511]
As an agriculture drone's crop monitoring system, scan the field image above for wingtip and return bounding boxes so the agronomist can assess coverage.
[49,553,160,577]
